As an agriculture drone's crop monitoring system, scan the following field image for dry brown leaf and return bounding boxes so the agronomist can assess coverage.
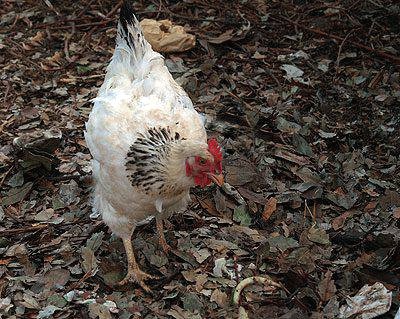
[197,197,219,216]
[365,201,378,213]
[210,289,228,308]
[253,51,267,59]
[140,19,195,53]
[262,197,277,220]
[29,31,45,45]
[393,207,400,219]
[348,252,375,270]
[274,149,310,165]
[333,187,345,196]
[195,274,208,292]
[363,187,380,197]
[47,51,63,65]
[0,258,12,265]
[332,211,353,230]
[44,268,70,289]
[266,92,280,106]
[318,270,337,302]
[207,29,234,44]
[81,247,98,274]
[22,43,33,50]
[379,190,400,210]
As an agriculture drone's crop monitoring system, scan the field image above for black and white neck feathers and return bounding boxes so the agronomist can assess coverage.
[125,126,209,195]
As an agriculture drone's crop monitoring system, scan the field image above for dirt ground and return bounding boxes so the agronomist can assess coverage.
[0,1,399,318]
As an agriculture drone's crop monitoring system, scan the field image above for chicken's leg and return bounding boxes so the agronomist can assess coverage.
[119,237,156,291]
[156,217,171,254]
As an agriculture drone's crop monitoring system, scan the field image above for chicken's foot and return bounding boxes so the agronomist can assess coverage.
[119,237,157,292]
[156,217,171,254]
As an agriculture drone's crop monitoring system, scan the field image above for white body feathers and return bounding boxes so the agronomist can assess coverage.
[85,10,206,238]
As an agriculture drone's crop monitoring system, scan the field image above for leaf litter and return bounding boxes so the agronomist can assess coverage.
[1,0,399,318]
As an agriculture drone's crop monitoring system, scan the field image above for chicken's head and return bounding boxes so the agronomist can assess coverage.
[185,138,223,187]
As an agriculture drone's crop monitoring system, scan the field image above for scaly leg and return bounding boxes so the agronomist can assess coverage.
[118,237,157,292]
[156,217,171,254]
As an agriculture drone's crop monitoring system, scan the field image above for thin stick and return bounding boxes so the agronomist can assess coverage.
[0,224,48,236]
[335,29,357,75]
[34,17,91,29]
[47,19,114,31]
[275,15,400,65]
[0,166,12,188]
[76,0,97,18]
[83,1,123,42]
[104,0,124,19]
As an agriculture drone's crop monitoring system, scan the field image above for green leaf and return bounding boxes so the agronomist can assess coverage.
[276,117,301,134]
[47,294,67,308]
[233,205,252,227]
[37,305,61,319]
[76,65,91,74]
[181,292,203,313]
[6,171,24,187]
[292,133,314,157]
[267,236,299,252]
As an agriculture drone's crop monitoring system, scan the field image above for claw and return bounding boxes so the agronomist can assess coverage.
[119,237,159,292]
[118,268,158,292]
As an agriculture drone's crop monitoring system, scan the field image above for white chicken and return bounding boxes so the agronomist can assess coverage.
[84,1,223,291]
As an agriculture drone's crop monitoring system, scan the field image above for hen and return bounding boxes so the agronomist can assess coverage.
[85,2,223,291]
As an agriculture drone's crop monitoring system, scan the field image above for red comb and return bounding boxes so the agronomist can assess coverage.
[207,138,222,161]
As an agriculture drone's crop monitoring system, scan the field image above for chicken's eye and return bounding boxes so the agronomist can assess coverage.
[198,158,207,165]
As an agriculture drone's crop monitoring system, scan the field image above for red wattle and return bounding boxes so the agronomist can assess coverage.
[185,160,192,176]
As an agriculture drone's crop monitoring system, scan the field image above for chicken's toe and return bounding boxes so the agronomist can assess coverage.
[118,268,158,291]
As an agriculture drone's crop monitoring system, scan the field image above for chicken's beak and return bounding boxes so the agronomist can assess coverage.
[208,173,224,186]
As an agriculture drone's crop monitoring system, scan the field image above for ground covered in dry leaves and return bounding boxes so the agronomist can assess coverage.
[1,1,400,318]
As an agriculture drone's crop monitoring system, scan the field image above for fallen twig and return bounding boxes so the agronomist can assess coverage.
[335,29,357,74]
[76,0,97,18]
[34,17,92,29]
[83,0,123,41]
[67,270,94,291]
[0,165,12,188]
[274,15,400,65]
[43,0,60,16]
[46,174,83,182]
[0,224,48,236]
[44,19,114,31]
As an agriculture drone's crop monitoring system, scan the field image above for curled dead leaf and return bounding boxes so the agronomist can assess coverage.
[262,197,277,220]
[29,31,45,45]
[339,282,392,319]
[140,19,195,53]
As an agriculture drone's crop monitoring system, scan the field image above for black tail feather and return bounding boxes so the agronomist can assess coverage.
[119,1,136,36]
[117,1,149,54]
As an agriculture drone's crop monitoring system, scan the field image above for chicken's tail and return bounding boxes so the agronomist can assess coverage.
[117,1,152,64]
[104,1,161,82]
